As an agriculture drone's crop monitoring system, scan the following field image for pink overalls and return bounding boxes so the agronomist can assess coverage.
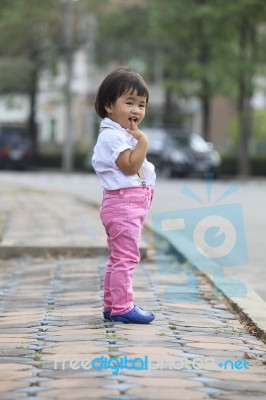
[100,185,154,315]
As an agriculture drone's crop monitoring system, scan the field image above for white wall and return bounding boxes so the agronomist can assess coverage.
[0,95,29,125]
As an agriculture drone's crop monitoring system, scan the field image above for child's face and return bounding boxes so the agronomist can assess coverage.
[105,89,147,130]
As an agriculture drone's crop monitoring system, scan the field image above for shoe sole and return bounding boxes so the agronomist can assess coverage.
[111,315,155,324]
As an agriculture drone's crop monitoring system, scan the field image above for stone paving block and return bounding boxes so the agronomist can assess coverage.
[179,347,246,358]
[128,386,209,399]
[0,393,27,400]
[186,342,248,351]
[42,344,106,356]
[0,337,33,344]
[167,318,226,328]
[46,335,105,343]
[181,335,246,345]
[0,347,33,357]
[40,387,119,399]
[120,347,184,357]
[207,370,266,382]
[128,376,203,388]
[207,379,266,392]
[0,371,32,382]
[0,380,27,392]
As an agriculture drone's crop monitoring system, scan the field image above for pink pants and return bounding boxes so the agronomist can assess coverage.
[100,186,154,315]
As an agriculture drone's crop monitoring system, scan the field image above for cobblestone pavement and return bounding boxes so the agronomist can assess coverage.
[0,183,266,400]
[0,183,106,248]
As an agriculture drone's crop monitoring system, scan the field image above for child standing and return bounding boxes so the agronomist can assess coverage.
[92,66,156,324]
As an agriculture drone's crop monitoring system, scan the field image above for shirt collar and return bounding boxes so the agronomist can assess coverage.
[100,118,126,133]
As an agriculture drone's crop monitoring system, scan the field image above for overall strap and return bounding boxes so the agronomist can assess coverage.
[137,167,146,188]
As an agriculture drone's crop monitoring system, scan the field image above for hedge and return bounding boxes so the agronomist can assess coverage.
[221,155,266,176]
[35,152,88,171]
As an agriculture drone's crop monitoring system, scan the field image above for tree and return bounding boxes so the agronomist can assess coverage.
[149,0,232,140]
[0,0,60,154]
[93,1,169,125]
[222,0,266,176]
[149,0,266,176]
[0,0,108,169]
[94,0,158,86]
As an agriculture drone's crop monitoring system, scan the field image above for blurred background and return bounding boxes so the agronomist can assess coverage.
[0,0,266,177]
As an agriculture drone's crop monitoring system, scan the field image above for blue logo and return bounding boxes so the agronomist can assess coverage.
[92,355,148,375]
[218,359,250,370]
[152,175,248,301]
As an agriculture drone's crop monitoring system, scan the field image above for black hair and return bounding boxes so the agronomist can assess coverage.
[95,66,149,119]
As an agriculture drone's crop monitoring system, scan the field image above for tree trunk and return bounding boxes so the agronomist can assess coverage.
[197,16,211,142]
[62,0,74,172]
[237,17,256,177]
[201,80,211,141]
[28,64,39,161]
[237,87,251,177]
[163,87,176,126]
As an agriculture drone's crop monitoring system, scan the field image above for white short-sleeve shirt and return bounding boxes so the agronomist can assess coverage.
[92,118,156,190]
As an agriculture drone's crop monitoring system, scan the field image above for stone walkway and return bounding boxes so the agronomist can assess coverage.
[0,183,266,400]
[0,183,106,253]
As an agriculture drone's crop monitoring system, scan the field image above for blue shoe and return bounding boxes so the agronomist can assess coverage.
[103,311,112,321]
[111,305,155,324]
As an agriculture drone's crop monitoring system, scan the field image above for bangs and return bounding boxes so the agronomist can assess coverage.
[118,74,149,103]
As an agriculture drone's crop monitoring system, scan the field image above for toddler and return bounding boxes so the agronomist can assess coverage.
[92,66,156,323]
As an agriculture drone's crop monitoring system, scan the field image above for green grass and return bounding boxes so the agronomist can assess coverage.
[33,353,42,361]
[105,333,128,341]
[108,346,118,352]
[168,322,177,330]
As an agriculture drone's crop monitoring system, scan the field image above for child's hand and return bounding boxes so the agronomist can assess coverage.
[126,119,147,142]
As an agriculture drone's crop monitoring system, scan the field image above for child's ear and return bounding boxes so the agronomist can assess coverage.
[104,103,113,114]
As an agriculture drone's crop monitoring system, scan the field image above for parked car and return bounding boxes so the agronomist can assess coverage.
[0,125,34,169]
[143,127,221,178]
[170,129,222,176]
[144,127,194,177]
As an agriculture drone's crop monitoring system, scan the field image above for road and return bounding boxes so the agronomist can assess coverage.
[0,171,265,302]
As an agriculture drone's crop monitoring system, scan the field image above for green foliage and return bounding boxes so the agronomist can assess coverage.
[229,109,266,153]
[95,3,155,78]
[253,109,266,139]
[0,0,59,56]
[149,0,237,96]
[221,155,266,176]
[0,57,32,93]
[0,0,61,94]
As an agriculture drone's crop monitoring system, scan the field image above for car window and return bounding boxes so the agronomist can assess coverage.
[169,135,189,148]
[0,127,31,146]
[190,133,210,151]
[143,128,167,152]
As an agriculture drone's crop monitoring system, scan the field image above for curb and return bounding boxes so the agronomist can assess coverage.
[0,245,107,259]
[0,244,147,259]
